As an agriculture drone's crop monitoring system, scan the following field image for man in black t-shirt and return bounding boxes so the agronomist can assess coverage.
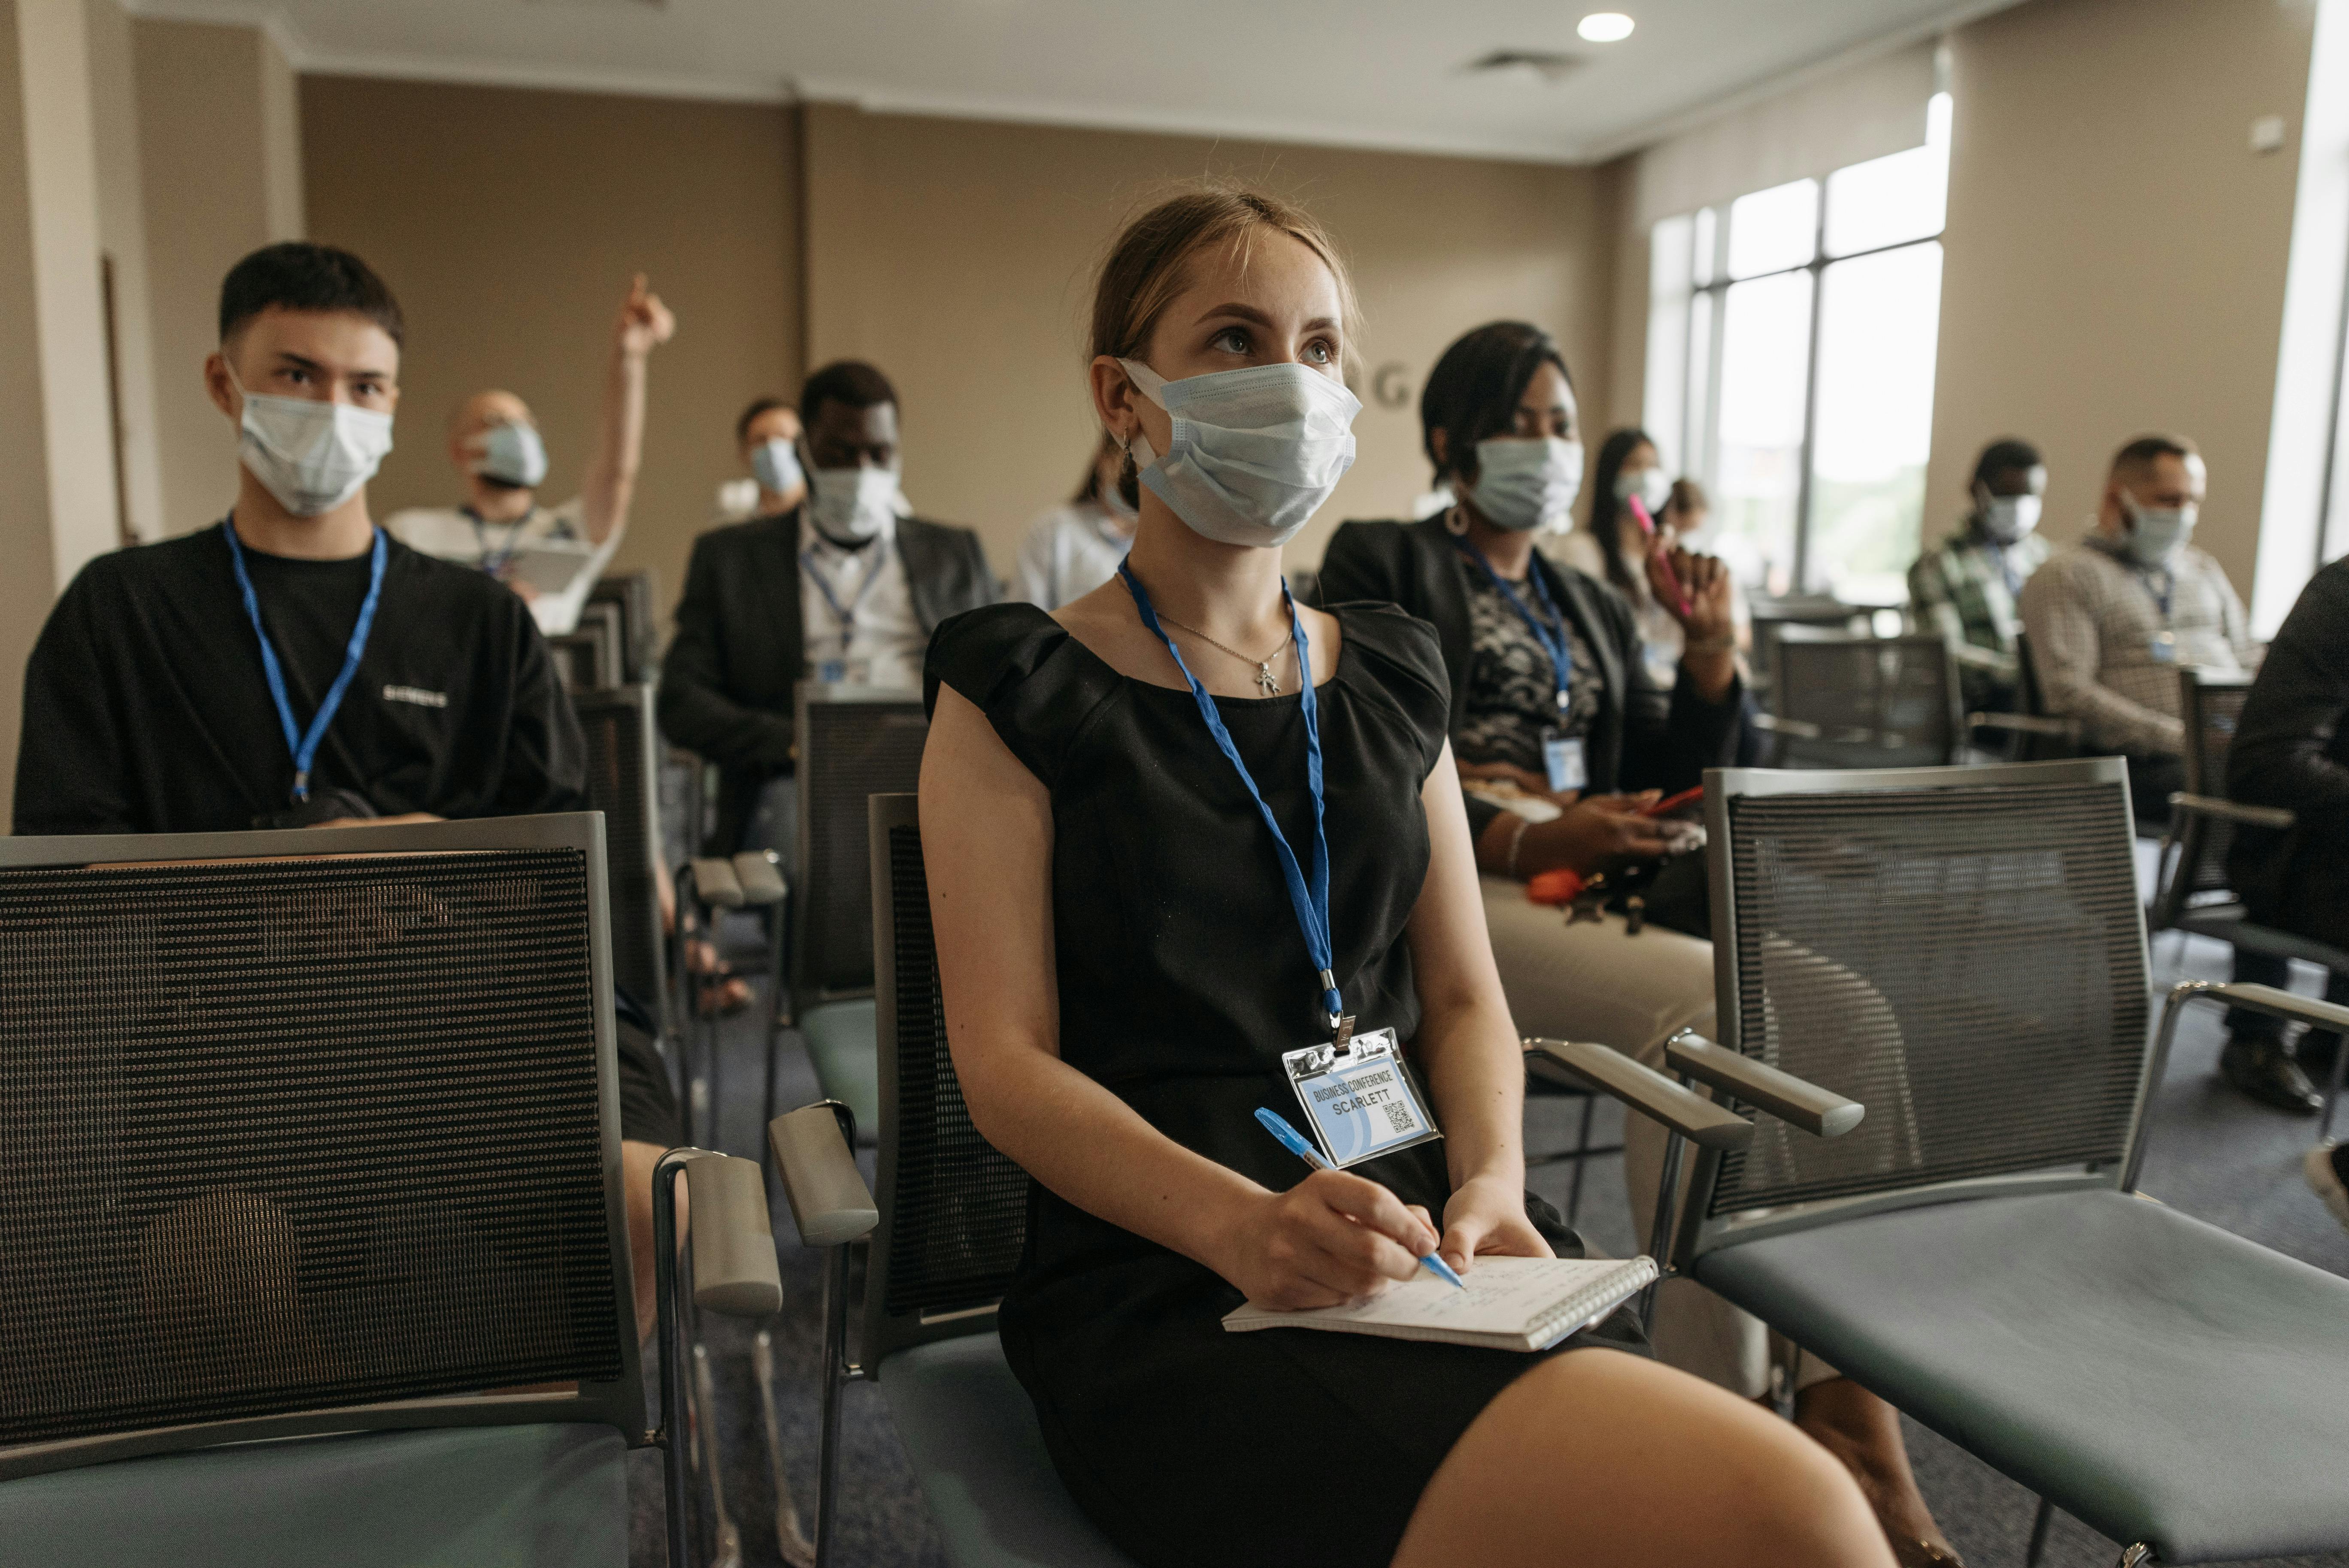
[14,242,680,1338]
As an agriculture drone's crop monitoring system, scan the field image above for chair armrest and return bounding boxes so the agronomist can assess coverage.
[1747,713,1824,741]
[684,1152,785,1316]
[1663,1032,1864,1138]
[769,1102,879,1246]
[1967,712,2081,738]
[2167,792,2297,831]
[690,856,745,908]
[2176,981,2349,1036]
[1525,1039,1753,1152]
[730,850,788,906]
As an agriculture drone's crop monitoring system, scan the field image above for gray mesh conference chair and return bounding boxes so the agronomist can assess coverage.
[1564,758,2349,1567]
[2148,668,2349,1136]
[793,683,929,1137]
[0,815,779,1568]
[1970,630,2086,763]
[576,682,672,1043]
[767,794,1139,1568]
[549,600,627,694]
[587,569,658,684]
[1755,626,1964,769]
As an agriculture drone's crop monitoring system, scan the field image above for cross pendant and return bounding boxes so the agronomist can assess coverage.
[1255,662,1282,697]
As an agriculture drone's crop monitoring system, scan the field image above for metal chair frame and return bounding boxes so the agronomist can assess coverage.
[549,601,627,694]
[1593,757,2349,1568]
[791,682,929,1019]
[1970,630,2085,761]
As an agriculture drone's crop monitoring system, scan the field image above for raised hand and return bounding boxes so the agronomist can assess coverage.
[614,273,676,359]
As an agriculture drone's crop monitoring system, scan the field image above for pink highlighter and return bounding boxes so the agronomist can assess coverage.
[1628,495,1693,617]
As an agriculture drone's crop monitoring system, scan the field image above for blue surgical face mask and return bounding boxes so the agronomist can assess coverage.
[1119,357,1359,548]
[475,420,548,488]
[229,364,394,517]
[2121,491,2197,567]
[1470,436,1584,533]
[752,437,803,499]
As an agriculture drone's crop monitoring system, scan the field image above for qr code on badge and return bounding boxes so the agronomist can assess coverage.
[1383,1101,1415,1135]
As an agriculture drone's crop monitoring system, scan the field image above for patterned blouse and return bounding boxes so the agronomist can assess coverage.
[1455,566,1602,776]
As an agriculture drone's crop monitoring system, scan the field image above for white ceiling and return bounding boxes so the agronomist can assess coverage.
[130,0,2017,163]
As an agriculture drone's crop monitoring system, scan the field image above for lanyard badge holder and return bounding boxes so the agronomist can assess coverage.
[803,542,884,684]
[1120,562,1442,1172]
[225,520,388,804]
[1455,538,1586,794]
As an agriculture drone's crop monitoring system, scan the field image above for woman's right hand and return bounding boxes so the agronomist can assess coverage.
[1527,791,1673,876]
[1218,1168,1440,1310]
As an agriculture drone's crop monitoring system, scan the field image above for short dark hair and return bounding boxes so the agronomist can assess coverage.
[1419,321,1573,480]
[218,242,403,349]
[799,360,897,432]
[736,395,793,446]
[1971,438,2043,486]
[2111,433,2197,475]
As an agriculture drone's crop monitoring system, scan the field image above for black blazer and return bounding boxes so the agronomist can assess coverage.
[1316,515,1738,815]
[2227,556,2349,948]
[658,508,997,851]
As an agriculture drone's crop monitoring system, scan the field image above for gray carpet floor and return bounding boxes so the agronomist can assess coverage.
[633,894,2349,1568]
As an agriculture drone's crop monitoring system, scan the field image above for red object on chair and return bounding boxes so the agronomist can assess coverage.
[1526,868,1585,906]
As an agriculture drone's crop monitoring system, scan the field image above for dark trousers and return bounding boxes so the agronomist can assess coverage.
[2126,753,2186,831]
[2226,950,2349,1062]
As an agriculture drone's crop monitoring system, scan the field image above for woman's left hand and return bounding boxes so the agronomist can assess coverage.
[1649,544,1736,645]
[1436,1172,1555,1276]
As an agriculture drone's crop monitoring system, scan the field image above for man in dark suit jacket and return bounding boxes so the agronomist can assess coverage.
[659,363,996,853]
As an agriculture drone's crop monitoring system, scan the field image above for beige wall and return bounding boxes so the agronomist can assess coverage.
[84,0,160,542]
[803,104,1615,575]
[1924,0,2313,594]
[300,75,802,622]
[133,18,306,536]
[0,0,123,826]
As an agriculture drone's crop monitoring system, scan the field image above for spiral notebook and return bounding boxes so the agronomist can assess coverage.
[1222,1256,1657,1352]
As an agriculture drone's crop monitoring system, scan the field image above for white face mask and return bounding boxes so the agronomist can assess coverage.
[752,437,803,499]
[805,448,899,544]
[474,420,547,488]
[1119,358,1359,548]
[1977,490,2043,546]
[2121,491,2198,567]
[230,367,394,518]
[1613,465,1670,513]
[1470,436,1584,533]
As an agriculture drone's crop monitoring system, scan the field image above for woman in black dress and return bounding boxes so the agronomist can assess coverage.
[919,185,1891,1568]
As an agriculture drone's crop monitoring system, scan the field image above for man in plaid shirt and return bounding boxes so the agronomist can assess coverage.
[2019,434,2258,824]
[1908,439,2051,715]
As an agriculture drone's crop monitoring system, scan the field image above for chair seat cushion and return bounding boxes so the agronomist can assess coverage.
[1693,1189,2349,1563]
[0,1423,625,1568]
[802,998,879,1137]
[879,1333,1141,1568]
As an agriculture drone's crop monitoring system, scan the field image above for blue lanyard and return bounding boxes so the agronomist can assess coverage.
[1452,535,1573,713]
[1118,561,1344,1034]
[801,542,887,656]
[2140,567,2175,622]
[465,507,527,575]
[224,520,388,804]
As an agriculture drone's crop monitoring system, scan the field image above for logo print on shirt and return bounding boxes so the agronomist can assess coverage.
[382,684,449,708]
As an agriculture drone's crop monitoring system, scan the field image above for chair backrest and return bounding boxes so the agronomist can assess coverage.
[793,683,929,1008]
[1770,628,1964,769]
[573,684,669,1036]
[548,602,625,694]
[2178,667,2252,798]
[0,816,640,1481]
[864,793,1030,1368]
[585,571,657,684]
[1688,758,2152,1260]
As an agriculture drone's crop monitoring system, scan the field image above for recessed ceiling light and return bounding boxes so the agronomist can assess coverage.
[1577,12,1635,42]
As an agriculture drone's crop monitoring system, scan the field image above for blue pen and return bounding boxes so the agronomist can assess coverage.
[1254,1108,1465,1288]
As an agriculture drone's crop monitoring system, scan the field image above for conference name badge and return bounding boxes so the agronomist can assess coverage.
[1280,1028,1441,1169]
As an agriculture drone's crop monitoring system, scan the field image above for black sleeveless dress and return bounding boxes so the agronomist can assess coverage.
[925,600,1646,1568]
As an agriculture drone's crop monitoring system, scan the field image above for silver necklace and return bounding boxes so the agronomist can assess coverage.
[1157,610,1291,696]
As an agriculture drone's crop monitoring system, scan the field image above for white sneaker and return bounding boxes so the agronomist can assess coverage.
[2306,1142,2349,1232]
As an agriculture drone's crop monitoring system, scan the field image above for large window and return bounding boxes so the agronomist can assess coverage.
[1646,94,1952,603]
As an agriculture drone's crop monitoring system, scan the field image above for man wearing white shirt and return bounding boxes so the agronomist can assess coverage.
[659,360,996,854]
[385,275,674,636]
